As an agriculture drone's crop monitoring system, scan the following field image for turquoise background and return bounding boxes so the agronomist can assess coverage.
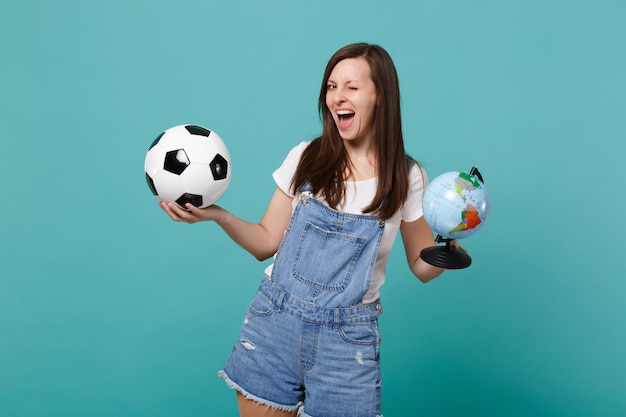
[1,0,625,416]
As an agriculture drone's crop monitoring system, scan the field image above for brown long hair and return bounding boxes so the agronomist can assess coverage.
[291,43,411,220]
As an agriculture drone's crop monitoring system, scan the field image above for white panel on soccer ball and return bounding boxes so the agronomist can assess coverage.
[179,164,215,194]
[151,170,185,202]
[144,145,166,177]
[185,132,229,165]
[159,125,190,151]
[202,179,230,206]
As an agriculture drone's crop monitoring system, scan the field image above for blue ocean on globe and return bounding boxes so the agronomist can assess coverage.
[422,170,491,240]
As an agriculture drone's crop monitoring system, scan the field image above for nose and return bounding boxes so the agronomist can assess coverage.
[333,86,346,104]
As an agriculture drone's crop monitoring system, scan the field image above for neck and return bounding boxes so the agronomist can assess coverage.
[344,141,377,181]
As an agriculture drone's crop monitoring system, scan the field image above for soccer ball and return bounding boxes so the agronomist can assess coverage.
[144,124,231,208]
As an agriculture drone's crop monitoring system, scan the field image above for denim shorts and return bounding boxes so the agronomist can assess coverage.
[219,280,384,417]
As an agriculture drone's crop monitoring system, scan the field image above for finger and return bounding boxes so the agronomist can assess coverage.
[177,203,207,224]
[160,201,187,222]
[449,240,469,254]
[184,203,211,220]
[158,201,174,216]
[457,243,469,254]
[171,203,197,222]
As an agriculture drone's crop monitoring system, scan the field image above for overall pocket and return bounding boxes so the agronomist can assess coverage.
[247,291,276,317]
[339,320,381,346]
[292,221,366,292]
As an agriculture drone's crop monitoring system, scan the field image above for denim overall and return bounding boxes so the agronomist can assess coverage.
[221,186,386,417]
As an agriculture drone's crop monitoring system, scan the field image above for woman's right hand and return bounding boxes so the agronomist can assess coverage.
[159,201,224,224]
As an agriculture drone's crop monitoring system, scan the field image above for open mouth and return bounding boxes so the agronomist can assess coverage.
[337,109,355,126]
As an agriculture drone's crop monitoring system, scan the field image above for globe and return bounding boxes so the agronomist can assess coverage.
[423,169,490,240]
[420,168,491,269]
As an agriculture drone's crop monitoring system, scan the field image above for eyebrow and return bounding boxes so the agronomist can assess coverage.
[327,79,361,84]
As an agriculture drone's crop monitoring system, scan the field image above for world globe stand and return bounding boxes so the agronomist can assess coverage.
[420,166,488,270]
[420,234,472,269]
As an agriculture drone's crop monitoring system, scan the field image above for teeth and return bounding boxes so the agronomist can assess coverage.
[337,110,354,116]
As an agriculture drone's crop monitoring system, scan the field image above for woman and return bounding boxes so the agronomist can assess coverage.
[160,43,460,417]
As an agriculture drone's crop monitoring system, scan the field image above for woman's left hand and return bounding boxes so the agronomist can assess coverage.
[448,239,469,255]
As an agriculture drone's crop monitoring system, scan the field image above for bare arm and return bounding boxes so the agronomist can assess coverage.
[400,216,446,283]
[159,187,293,261]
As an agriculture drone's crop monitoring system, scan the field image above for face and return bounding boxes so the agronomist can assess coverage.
[325,57,378,144]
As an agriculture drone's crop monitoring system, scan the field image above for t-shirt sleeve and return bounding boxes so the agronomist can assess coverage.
[272,141,310,197]
[402,162,429,223]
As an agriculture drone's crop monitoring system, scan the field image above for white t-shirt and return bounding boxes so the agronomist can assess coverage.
[265,141,428,304]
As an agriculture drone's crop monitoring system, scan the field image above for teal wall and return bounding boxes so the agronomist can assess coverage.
[1,1,625,416]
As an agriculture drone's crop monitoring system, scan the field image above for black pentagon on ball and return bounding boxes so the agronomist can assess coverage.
[145,173,158,195]
[176,193,203,208]
[185,125,211,136]
[164,149,190,175]
[210,154,228,180]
